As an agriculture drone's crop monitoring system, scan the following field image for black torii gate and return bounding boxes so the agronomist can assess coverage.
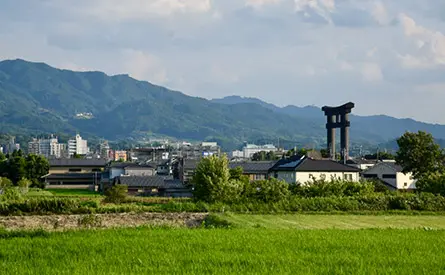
[321,102,355,160]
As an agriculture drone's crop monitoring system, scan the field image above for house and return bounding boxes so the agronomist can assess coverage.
[270,155,361,184]
[156,159,173,175]
[229,161,276,181]
[346,158,377,171]
[108,162,156,180]
[42,159,107,189]
[179,158,200,184]
[362,161,416,190]
[114,176,192,197]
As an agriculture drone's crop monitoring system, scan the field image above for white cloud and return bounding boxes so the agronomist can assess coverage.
[398,13,445,69]
[245,0,282,8]
[371,2,390,25]
[361,63,383,82]
[121,50,169,84]
[294,0,336,24]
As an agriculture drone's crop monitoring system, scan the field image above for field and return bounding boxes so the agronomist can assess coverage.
[46,188,102,197]
[1,227,445,274]
[222,213,445,229]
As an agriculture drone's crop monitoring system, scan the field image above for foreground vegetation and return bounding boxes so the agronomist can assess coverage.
[0,227,444,274]
[220,213,445,229]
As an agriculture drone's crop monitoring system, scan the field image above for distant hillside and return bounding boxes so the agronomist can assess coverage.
[1,59,445,151]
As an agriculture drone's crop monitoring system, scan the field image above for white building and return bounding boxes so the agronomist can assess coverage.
[28,137,65,158]
[270,155,361,184]
[68,134,88,156]
[242,144,278,159]
[362,161,416,190]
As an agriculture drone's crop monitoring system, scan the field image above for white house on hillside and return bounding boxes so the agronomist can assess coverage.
[362,161,416,190]
[270,155,361,184]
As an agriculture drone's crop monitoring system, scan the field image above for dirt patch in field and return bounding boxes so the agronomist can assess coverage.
[0,213,207,231]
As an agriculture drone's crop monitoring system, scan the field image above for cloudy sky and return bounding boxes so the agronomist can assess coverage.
[1,0,445,123]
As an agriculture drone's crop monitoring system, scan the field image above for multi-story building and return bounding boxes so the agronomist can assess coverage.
[68,134,88,156]
[99,141,110,160]
[28,137,65,158]
[240,144,278,159]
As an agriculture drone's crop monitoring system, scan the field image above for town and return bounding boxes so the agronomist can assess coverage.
[0,103,421,197]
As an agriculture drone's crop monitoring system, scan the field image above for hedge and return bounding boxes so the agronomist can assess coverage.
[1,193,445,216]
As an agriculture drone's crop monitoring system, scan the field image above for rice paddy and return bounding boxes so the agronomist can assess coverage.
[1,223,445,274]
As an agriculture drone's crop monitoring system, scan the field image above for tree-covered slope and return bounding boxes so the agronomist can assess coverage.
[1,59,445,150]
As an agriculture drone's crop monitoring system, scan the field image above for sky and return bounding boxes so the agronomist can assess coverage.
[1,0,445,123]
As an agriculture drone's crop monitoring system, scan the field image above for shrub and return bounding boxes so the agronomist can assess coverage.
[416,172,445,196]
[0,177,13,194]
[104,185,128,204]
[291,179,376,198]
[77,214,102,228]
[243,178,290,203]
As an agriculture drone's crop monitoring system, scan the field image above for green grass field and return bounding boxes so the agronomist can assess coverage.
[0,227,445,274]
[46,189,102,197]
[222,214,445,229]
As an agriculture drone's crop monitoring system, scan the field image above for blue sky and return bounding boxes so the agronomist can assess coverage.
[1,0,445,123]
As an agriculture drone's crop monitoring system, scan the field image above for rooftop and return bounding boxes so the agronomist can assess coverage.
[116,176,183,188]
[271,156,360,172]
[49,159,107,167]
[229,161,277,173]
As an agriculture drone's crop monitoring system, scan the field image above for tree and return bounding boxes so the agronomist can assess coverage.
[415,172,445,195]
[395,131,445,179]
[192,155,244,202]
[72,153,83,159]
[25,154,49,181]
[7,156,27,184]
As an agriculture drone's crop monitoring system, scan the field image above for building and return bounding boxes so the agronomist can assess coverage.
[270,155,360,184]
[178,158,199,184]
[68,134,88,156]
[346,158,377,171]
[113,176,192,197]
[99,141,111,160]
[229,161,276,181]
[242,144,278,159]
[362,161,416,190]
[28,137,65,158]
[42,159,107,189]
[113,150,128,162]
[107,162,156,180]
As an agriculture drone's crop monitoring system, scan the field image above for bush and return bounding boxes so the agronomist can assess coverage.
[290,179,376,198]
[243,178,290,203]
[416,173,445,196]
[104,185,128,204]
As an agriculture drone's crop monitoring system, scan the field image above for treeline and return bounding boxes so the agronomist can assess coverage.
[0,150,49,187]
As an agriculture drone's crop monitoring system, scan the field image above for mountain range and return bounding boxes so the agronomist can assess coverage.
[1,59,445,151]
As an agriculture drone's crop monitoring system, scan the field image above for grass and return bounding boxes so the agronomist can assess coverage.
[222,213,445,229]
[46,189,102,197]
[0,227,445,274]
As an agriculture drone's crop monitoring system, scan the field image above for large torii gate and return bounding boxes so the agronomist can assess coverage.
[321,102,355,160]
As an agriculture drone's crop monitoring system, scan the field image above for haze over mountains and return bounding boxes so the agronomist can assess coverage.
[1,59,445,150]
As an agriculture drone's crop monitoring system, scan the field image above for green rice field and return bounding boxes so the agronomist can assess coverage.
[1,226,445,274]
[223,213,445,229]
[46,188,102,197]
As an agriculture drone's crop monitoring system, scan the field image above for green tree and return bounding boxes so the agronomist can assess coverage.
[243,178,290,202]
[72,153,83,159]
[7,156,27,184]
[25,154,50,181]
[415,172,445,195]
[192,155,244,202]
[395,131,445,179]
